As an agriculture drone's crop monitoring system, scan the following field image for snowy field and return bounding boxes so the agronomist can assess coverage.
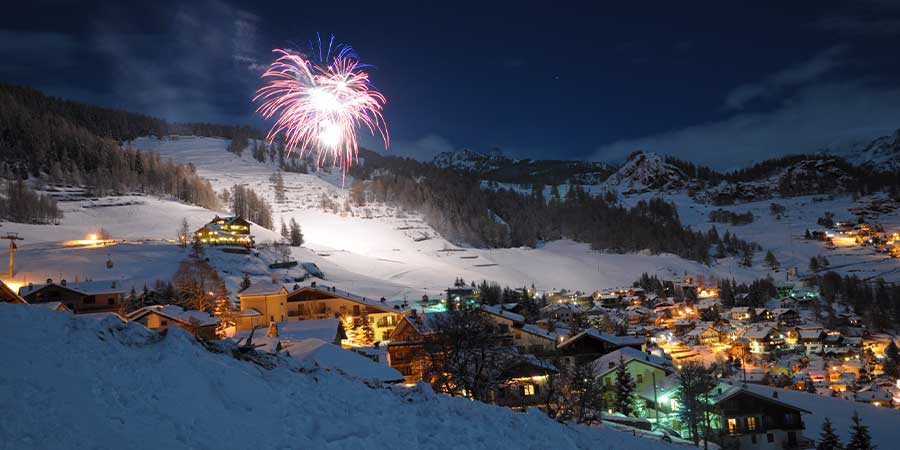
[0,304,681,450]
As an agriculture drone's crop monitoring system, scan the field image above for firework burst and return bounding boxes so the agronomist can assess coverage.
[254,36,388,177]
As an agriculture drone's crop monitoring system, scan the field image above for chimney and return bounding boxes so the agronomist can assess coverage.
[60,279,67,286]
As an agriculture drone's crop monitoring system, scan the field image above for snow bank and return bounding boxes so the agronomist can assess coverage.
[0,304,676,450]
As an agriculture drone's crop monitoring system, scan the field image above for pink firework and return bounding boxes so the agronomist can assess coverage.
[254,47,389,176]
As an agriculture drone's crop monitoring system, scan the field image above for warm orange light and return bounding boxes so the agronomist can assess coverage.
[87,233,98,241]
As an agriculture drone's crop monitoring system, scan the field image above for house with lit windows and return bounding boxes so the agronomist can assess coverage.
[593,347,674,406]
[194,215,254,247]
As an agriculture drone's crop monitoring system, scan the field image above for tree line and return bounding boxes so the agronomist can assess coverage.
[351,154,760,263]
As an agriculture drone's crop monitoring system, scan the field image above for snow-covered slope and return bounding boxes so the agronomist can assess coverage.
[125,136,761,295]
[601,151,688,194]
[0,304,678,450]
[841,128,900,173]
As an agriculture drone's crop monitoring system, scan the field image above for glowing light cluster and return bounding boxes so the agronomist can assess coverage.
[254,35,389,178]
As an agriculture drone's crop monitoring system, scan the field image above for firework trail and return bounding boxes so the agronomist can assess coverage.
[254,35,388,177]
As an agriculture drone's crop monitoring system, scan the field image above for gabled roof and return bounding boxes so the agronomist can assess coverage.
[19,280,126,297]
[480,304,525,323]
[593,347,673,378]
[287,286,405,314]
[557,328,644,349]
[518,323,562,342]
[711,383,811,414]
[31,302,70,312]
[239,283,289,296]
[129,305,220,327]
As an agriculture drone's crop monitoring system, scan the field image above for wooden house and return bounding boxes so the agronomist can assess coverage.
[708,385,811,450]
[386,312,442,383]
[284,286,406,342]
[492,357,557,411]
[194,215,254,247]
[18,280,125,314]
[557,328,645,366]
[128,305,220,339]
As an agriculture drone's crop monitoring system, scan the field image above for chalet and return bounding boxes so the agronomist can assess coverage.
[770,308,800,327]
[510,323,563,355]
[0,280,26,304]
[386,312,442,383]
[480,304,525,331]
[284,286,406,342]
[541,302,580,322]
[730,307,756,323]
[18,280,125,314]
[128,305,220,339]
[194,215,254,247]
[594,347,674,406]
[685,322,723,346]
[741,325,784,355]
[557,328,645,365]
[796,328,825,354]
[754,308,773,322]
[709,384,812,450]
[492,357,557,411]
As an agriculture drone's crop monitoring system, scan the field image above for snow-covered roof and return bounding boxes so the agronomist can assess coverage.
[130,305,220,327]
[741,325,775,340]
[284,338,403,383]
[558,328,644,349]
[20,280,127,297]
[289,286,408,315]
[519,323,561,341]
[239,283,288,296]
[30,302,69,311]
[593,347,673,378]
[480,304,525,323]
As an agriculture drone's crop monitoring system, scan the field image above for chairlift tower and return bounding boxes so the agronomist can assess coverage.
[2,232,24,278]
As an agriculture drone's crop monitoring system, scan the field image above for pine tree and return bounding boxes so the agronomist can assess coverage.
[810,256,820,273]
[281,219,289,240]
[846,411,875,450]
[240,273,251,292]
[765,250,780,270]
[613,355,637,416]
[817,417,843,450]
[289,218,304,247]
[741,247,754,267]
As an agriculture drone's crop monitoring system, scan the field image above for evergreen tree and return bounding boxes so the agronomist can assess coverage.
[846,411,875,450]
[240,273,252,292]
[810,256,820,273]
[817,417,843,450]
[613,355,637,416]
[289,218,304,246]
[741,247,754,267]
[281,219,289,240]
[765,250,780,270]
[213,295,234,337]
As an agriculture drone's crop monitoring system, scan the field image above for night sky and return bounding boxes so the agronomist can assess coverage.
[2,0,900,168]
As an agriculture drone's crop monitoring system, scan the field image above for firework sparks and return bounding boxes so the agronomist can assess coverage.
[254,36,388,177]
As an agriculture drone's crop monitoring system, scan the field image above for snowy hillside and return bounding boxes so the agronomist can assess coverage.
[0,304,679,450]
[126,136,761,295]
[840,128,900,173]
[601,151,688,194]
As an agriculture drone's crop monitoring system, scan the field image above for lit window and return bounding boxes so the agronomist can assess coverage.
[727,418,737,433]
[522,384,535,396]
[747,416,757,431]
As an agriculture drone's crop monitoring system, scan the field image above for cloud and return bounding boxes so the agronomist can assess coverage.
[85,0,265,122]
[724,45,848,110]
[592,81,900,170]
[814,15,900,35]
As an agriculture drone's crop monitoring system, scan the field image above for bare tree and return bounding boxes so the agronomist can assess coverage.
[423,305,517,402]
[176,217,190,248]
[172,258,225,313]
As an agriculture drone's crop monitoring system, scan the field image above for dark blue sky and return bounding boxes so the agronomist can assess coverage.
[2,0,900,168]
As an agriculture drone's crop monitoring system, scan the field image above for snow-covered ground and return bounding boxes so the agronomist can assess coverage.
[620,191,900,282]
[0,304,680,450]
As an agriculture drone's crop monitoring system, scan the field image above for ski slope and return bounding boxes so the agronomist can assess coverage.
[0,304,680,450]
[129,136,777,296]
